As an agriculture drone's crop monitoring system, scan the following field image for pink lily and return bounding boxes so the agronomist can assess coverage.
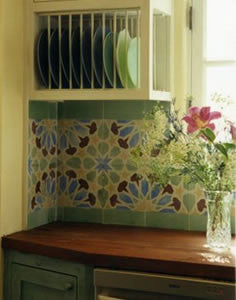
[230,123,236,143]
[183,106,221,134]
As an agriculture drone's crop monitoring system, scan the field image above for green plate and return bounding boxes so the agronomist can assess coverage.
[116,29,135,88]
[103,32,122,88]
[127,37,140,88]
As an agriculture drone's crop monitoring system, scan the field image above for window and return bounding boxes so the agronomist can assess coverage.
[191,0,236,117]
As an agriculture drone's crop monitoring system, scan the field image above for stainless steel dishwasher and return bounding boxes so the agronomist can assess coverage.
[94,268,236,300]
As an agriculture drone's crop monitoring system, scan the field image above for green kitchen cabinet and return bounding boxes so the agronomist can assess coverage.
[4,250,94,300]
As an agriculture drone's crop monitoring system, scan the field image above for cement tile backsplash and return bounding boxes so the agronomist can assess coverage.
[27,101,235,233]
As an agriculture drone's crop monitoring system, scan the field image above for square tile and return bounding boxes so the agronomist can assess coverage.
[29,101,58,119]
[63,207,103,223]
[103,209,145,226]
[189,214,207,231]
[104,100,145,120]
[146,212,190,230]
[59,101,103,119]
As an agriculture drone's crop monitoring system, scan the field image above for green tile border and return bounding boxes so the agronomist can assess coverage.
[57,206,64,222]
[29,101,58,119]
[27,207,57,229]
[29,100,171,121]
[189,214,207,232]
[146,212,189,230]
[104,100,145,120]
[103,209,145,227]
[189,214,235,235]
[63,207,103,223]
[58,101,103,119]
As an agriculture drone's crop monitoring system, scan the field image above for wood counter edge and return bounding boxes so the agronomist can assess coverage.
[1,222,236,282]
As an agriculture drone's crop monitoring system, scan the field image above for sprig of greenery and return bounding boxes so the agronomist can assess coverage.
[132,101,236,193]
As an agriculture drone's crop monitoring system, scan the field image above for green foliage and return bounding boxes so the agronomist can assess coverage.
[132,100,236,193]
[201,128,216,142]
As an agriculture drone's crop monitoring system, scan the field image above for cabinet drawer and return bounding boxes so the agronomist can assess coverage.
[11,263,77,300]
[4,250,94,300]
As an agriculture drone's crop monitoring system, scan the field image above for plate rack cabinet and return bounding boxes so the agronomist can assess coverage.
[26,0,173,101]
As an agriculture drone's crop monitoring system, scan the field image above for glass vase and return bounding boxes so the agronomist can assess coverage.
[205,191,232,249]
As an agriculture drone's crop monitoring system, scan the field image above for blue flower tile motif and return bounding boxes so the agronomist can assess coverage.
[59,175,67,192]
[158,195,172,205]
[57,119,142,208]
[28,119,58,214]
[95,156,112,172]
[28,157,33,176]
[68,179,78,194]
[107,173,182,213]
[151,184,160,199]
[33,119,57,154]
[58,120,96,152]
[129,132,140,147]
[35,195,43,204]
[160,208,176,213]
[29,173,57,212]
[120,126,134,137]
[128,183,139,198]
[28,114,214,224]
[117,120,130,124]
[74,191,87,201]
[109,120,141,149]
[60,134,67,150]
[119,194,134,205]
[57,171,98,208]
[141,180,149,197]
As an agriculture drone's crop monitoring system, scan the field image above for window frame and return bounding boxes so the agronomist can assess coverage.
[190,0,236,107]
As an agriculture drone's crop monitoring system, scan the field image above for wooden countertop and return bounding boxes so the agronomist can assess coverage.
[1,222,236,282]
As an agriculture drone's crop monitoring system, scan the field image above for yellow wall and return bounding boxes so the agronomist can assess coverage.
[0,0,25,298]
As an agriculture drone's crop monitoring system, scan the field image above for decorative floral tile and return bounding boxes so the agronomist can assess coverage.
[27,100,234,231]
[28,119,58,213]
[57,119,104,209]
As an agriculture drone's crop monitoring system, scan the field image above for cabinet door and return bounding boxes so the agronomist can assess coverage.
[11,264,77,300]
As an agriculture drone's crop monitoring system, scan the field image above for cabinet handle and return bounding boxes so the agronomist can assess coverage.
[64,282,73,291]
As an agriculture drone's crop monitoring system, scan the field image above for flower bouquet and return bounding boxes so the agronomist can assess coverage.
[132,96,236,248]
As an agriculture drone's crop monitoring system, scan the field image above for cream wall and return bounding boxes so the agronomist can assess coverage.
[173,0,190,115]
[0,0,188,298]
[0,0,25,298]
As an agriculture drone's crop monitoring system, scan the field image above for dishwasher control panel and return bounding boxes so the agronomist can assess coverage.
[94,268,236,300]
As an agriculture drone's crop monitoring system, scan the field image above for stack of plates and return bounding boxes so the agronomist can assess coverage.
[36,26,140,89]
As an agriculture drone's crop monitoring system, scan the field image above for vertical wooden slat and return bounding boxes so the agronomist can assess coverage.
[69,14,72,89]
[58,15,62,89]
[47,15,51,89]
[166,16,171,92]
[130,16,134,38]
[102,13,105,89]
[137,9,140,88]
[113,12,117,89]
[80,14,83,88]
[91,13,94,89]
[160,15,164,91]
[125,10,128,88]
[109,14,112,32]
[153,14,156,90]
